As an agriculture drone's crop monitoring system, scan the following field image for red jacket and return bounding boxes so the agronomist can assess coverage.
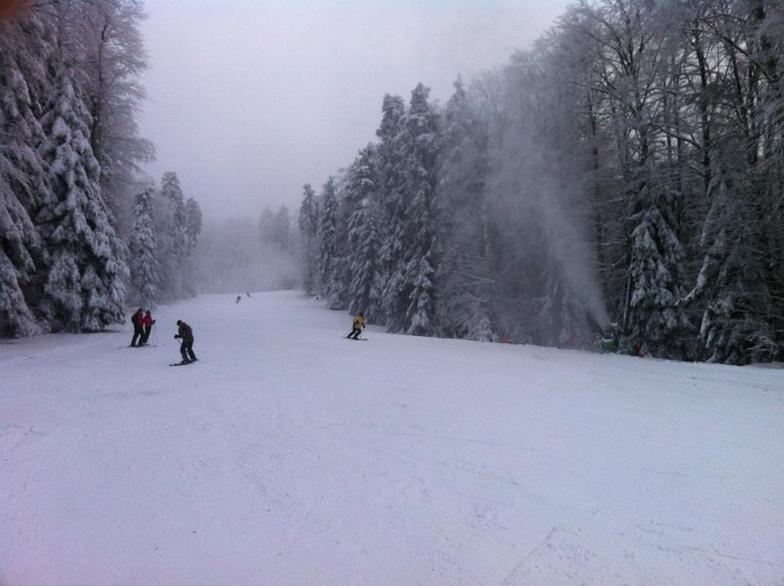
[141,314,155,327]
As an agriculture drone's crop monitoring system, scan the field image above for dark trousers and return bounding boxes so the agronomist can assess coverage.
[131,325,143,347]
[180,338,197,362]
[140,326,152,345]
[347,327,361,339]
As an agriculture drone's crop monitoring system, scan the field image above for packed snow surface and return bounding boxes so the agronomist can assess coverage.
[2,291,783,585]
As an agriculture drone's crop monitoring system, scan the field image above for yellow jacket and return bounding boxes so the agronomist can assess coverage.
[353,315,366,329]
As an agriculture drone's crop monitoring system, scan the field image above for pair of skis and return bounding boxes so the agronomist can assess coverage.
[169,359,198,367]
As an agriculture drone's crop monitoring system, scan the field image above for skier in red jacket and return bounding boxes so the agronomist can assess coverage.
[139,310,156,346]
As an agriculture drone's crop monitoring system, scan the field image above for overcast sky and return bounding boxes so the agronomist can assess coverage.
[139,0,571,221]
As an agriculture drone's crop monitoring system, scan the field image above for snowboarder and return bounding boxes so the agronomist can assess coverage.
[130,308,144,347]
[174,319,198,364]
[346,312,366,340]
[139,310,156,346]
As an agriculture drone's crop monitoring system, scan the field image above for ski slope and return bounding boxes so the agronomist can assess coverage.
[2,291,783,585]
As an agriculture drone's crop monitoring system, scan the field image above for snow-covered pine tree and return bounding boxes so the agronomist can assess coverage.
[622,175,693,359]
[128,187,158,308]
[686,150,777,364]
[0,13,56,336]
[435,78,495,341]
[376,94,407,329]
[399,84,440,336]
[0,11,54,220]
[37,43,128,332]
[298,184,319,294]
[327,173,353,310]
[316,177,341,306]
[0,173,42,336]
[259,206,276,246]
[161,172,187,252]
[273,205,290,250]
[344,145,383,319]
[158,171,190,298]
[184,197,202,256]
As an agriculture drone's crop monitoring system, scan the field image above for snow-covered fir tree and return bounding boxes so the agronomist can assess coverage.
[375,94,408,330]
[260,205,290,250]
[128,187,158,308]
[157,171,192,299]
[184,197,202,255]
[298,184,319,294]
[399,84,440,335]
[0,16,55,336]
[273,205,290,250]
[161,171,187,255]
[344,145,383,319]
[686,152,777,364]
[38,56,128,332]
[623,177,693,358]
[0,173,42,337]
[259,207,276,246]
[328,173,354,310]
[435,79,495,341]
[316,177,341,307]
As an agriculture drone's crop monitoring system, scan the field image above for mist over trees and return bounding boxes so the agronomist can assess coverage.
[0,1,202,336]
[194,208,299,295]
[301,0,784,365]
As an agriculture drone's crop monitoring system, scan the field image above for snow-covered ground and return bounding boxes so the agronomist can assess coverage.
[2,291,783,585]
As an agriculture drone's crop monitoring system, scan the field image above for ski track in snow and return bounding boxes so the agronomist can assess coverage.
[1,291,783,585]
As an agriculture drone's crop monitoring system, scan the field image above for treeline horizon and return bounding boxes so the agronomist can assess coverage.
[299,0,784,365]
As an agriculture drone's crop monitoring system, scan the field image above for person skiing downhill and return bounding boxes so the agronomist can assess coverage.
[139,310,156,346]
[347,312,366,340]
[130,308,144,347]
[174,320,198,364]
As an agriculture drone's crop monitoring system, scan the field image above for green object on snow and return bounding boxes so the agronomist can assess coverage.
[600,338,617,352]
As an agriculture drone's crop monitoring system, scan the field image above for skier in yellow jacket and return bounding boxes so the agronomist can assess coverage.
[347,312,366,340]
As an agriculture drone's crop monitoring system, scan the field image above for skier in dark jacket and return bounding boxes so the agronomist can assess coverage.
[346,312,365,340]
[130,308,144,347]
[139,310,156,345]
[174,320,198,363]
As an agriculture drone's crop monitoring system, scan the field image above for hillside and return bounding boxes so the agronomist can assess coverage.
[2,291,782,585]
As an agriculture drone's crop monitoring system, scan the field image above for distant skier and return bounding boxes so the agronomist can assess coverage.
[139,310,156,346]
[174,320,198,364]
[236,295,242,304]
[346,312,366,340]
[130,308,144,347]
[246,292,251,298]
